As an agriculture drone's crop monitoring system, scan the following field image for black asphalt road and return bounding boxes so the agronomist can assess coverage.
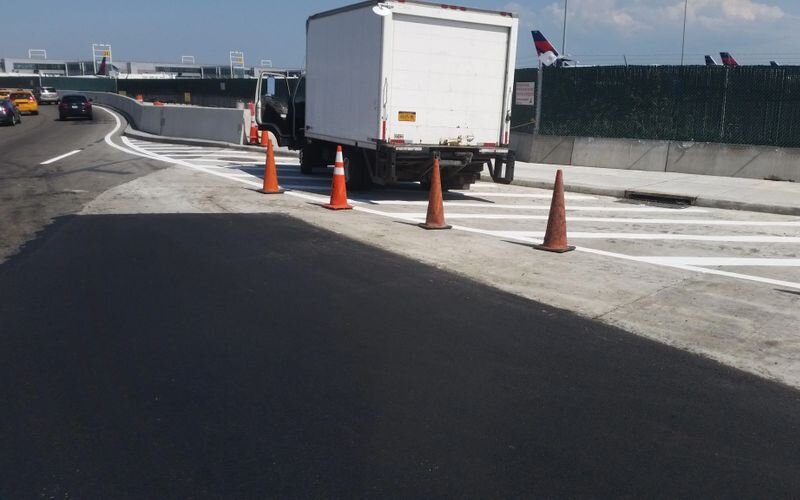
[1,213,798,499]
[0,104,160,261]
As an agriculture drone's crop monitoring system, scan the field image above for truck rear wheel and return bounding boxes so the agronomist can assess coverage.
[300,143,323,175]
[344,147,369,191]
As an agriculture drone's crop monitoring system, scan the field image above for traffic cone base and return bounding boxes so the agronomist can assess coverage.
[418,222,452,230]
[534,169,573,253]
[419,157,451,231]
[323,202,352,210]
[324,146,353,210]
[533,243,575,253]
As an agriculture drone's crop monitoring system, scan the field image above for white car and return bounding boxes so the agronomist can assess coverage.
[34,86,59,104]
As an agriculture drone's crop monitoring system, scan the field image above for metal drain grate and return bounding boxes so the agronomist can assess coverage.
[624,191,696,206]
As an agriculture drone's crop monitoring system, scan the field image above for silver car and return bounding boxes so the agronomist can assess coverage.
[34,86,59,104]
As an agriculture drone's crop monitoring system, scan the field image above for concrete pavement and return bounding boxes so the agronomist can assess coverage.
[508,161,800,216]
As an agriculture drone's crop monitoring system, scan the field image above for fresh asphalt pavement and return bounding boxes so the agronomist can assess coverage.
[1,212,800,498]
[2,109,800,497]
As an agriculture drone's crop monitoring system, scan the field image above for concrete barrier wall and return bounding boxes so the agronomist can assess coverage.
[572,137,670,172]
[667,142,800,181]
[511,132,800,182]
[75,91,245,144]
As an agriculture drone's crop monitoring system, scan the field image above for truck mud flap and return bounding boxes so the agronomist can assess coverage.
[488,152,515,184]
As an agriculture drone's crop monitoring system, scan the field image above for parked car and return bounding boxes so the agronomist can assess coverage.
[58,94,93,120]
[33,86,59,104]
[8,90,39,115]
[0,88,12,99]
[0,99,22,125]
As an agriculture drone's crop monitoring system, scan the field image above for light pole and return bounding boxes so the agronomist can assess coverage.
[680,0,688,65]
[561,0,569,55]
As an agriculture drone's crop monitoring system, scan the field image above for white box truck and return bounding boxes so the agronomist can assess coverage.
[256,1,518,189]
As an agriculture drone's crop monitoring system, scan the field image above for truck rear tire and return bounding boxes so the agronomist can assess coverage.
[344,147,369,191]
[300,143,323,175]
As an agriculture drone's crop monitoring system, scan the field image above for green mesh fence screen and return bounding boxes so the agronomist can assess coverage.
[515,65,800,148]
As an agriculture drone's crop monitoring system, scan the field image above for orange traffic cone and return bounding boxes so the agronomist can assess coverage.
[419,157,451,230]
[249,123,259,145]
[259,137,283,194]
[248,101,259,145]
[323,146,353,210]
[534,169,575,253]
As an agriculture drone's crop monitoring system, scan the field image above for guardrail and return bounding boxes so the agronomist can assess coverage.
[73,91,246,145]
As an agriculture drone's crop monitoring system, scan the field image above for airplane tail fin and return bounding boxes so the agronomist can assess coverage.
[704,55,719,66]
[531,30,559,57]
[770,61,780,67]
[720,52,739,67]
[96,56,107,76]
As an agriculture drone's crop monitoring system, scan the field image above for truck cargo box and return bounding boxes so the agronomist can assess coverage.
[305,1,518,149]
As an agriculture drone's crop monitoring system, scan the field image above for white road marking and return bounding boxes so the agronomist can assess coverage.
[575,246,800,290]
[382,210,720,220]
[458,192,597,200]
[366,201,707,212]
[40,149,82,165]
[638,257,800,267]
[96,108,800,291]
[365,214,800,226]
[488,231,800,244]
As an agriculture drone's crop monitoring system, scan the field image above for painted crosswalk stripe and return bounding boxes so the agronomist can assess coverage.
[486,231,800,243]
[364,201,704,212]
[376,214,800,226]
[458,192,597,200]
[638,257,800,267]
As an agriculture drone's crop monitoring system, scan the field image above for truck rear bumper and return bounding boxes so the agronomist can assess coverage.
[377,143,515,185]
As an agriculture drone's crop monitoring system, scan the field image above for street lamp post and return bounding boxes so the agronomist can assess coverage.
[680,0,688,65]
[561,0,568,55]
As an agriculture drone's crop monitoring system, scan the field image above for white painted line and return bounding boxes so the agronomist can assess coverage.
[381,210,716,220]
[638,257,800,267]
[462,192,597,200]
[488,231,800,244]
[98,110,800,292]
[371,214,800,226]
[40,149,82,165]
[575,246,800,291]
[672,265,800,290]
[366,201,703,212]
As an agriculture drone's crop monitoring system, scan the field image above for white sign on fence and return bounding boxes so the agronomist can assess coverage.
[515,82,535,106]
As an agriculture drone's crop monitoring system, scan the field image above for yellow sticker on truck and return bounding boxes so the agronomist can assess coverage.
[398,111,416,122]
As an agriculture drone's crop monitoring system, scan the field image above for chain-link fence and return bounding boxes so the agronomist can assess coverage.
[514,65,800,148]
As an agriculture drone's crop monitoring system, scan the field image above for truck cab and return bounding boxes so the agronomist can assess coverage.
[255,70,305,150]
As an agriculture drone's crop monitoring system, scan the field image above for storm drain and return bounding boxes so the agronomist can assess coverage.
[624,190,696,207]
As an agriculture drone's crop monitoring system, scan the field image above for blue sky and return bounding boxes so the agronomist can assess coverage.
[3,0,798,67]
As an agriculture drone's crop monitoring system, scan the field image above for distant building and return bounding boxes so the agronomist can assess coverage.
[1,56,267,79]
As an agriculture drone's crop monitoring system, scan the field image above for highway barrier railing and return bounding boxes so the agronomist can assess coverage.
[75,91,245,145]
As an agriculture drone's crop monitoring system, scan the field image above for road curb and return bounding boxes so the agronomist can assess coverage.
[508,177,800,216]
[123,126,300,158]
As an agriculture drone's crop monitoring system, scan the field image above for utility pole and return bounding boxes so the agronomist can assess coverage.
[561,0,569,55]
[680,0,688,65]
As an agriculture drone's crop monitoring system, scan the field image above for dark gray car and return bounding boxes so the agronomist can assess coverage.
[0,99,22,125]
[58,94,93,120]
